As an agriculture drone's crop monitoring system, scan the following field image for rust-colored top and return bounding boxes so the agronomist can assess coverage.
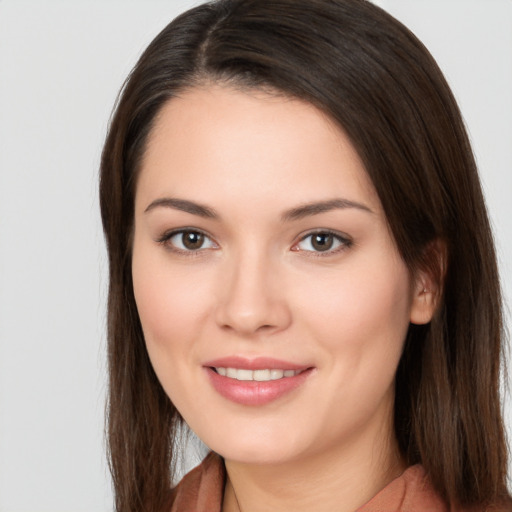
[169,452,489,511]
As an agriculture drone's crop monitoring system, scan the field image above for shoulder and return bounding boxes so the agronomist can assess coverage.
[169,452,225,512]
[357,465,507,512]
[357,465,447,512]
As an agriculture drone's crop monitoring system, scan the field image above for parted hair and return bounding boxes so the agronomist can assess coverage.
[99,0,510,510]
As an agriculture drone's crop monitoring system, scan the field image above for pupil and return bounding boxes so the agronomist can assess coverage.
[312,233,333,251]
[183,231,204,250]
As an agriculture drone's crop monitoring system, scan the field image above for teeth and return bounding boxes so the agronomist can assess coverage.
[226,367,237,378]
[270,369,284,380]
[237,369,253,381]
[214,367,302,381]
[254,369,270,381]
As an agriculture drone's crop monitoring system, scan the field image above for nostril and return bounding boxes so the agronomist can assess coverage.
[214,286,292,335]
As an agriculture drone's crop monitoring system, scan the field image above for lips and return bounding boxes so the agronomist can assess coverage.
[203,356,313,406]
[215,367,303,381]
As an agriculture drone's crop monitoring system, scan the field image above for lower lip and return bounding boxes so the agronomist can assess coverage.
[205,367,313,406]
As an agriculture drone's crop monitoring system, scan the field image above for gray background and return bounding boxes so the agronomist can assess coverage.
[0,1,510,510]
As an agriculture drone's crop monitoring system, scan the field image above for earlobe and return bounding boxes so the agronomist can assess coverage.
[409,239,447,325]
[410,283,437,325]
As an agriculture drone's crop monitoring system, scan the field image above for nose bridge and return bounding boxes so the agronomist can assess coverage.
[215,243,290,335]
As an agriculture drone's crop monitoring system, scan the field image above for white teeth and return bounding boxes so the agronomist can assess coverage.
[253,369,270,381]
[226,367,238,378]
[270,369,284,380]
[237,369,253,381]
[214,367,301,381]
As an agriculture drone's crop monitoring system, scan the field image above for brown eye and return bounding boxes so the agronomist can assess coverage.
[182,231,205,250]
[295,231,351,254]
[311,233,334,251]
[163,230,216,252]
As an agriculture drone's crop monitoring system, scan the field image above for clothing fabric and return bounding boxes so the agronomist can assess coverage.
[168,451,484,511]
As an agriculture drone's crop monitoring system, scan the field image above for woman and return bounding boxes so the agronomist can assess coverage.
[99,0,510,510]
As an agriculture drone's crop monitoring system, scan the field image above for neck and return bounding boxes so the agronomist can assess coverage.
[222,416,404,512]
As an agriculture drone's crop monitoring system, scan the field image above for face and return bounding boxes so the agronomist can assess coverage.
[132,86,431,466]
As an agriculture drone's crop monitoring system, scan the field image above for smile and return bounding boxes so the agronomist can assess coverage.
[204,358,314,405]
[214,368,303,381]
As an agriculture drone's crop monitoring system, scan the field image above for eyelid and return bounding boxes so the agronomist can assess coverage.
[291,229,353,255]
[155,227,351,256]
[156,227,219,254]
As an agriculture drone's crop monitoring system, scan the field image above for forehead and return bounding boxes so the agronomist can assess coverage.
[137,85,381,214]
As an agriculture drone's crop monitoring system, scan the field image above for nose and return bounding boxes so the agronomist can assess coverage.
[214,249,292,336]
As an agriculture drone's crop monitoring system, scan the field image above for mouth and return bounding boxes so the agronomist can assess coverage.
[212,367,304,381]
[203,357,314,406]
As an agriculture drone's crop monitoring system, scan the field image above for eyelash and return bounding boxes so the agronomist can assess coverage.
[156,229,352,256]
[292,230,353,257]
[156,228,218,255]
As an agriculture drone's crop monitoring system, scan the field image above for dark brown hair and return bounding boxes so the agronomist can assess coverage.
[99,0,510,510]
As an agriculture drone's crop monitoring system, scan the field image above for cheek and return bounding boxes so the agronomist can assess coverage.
[300,253,412,365]
[131,244,219,417]
[294,256,413,438]
[131,244,211,360]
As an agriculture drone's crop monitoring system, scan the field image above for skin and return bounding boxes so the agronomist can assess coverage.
[132,86,436,512]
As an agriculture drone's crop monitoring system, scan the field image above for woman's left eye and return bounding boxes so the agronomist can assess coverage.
[293,231,351,253]
[159,230,217,252]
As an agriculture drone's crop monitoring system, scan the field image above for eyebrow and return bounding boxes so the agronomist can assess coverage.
[144,197,219,219]
[144,196,373,221]
[281,198,373,221]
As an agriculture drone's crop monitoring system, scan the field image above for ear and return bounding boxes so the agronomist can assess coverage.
[409,239,447,325]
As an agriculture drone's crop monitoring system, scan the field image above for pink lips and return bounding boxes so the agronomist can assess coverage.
[203,356,313,406]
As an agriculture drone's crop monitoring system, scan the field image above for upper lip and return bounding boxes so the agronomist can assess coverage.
[203,356,311,371]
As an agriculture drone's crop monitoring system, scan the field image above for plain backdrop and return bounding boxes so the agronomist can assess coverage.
[0,1,511,511]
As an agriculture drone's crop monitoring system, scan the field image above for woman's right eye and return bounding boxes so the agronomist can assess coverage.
[158,230,217,252]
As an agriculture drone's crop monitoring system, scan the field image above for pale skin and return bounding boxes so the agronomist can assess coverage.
[132,85,437,512]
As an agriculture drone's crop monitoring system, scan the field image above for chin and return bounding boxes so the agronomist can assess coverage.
[196,424,311,466]
[215,443,298,466]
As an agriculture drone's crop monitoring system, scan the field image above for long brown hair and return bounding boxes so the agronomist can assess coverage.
[99,0,510,510]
